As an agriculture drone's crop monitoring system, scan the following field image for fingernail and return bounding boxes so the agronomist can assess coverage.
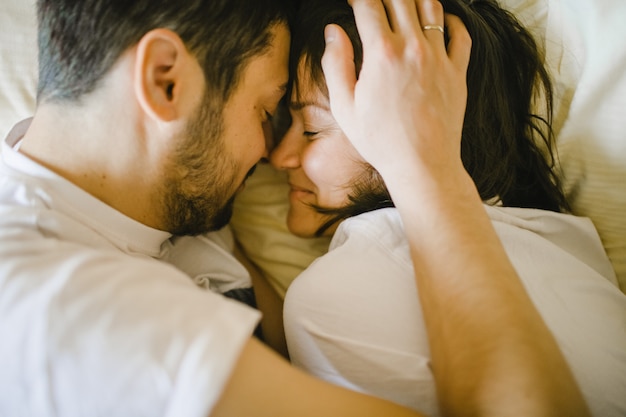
[325,25,336,43]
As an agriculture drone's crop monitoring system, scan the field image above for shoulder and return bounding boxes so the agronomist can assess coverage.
[331,208,407,253]
[0,228,259,416]
[485,205,617,283]
[286,208,413,308]
[312,208,412,276]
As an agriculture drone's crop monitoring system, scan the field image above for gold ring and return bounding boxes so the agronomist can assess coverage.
[422,25,444,33]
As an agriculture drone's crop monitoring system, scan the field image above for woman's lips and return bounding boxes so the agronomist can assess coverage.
[288,183,313,200]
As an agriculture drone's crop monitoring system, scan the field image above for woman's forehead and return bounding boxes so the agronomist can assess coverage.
[290,56,329,106]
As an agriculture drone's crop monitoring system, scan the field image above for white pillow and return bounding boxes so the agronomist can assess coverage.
[541,0,626,292]
[0,0,38,141]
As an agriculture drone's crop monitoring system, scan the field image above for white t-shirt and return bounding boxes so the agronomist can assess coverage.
[284,207,626,417]
[0,120,260,417]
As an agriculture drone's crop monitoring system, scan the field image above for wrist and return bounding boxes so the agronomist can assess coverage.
[382,161,479,214]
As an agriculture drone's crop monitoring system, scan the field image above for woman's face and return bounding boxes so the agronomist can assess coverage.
[270,66,366,238]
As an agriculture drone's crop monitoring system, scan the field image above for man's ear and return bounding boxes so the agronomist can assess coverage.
[134,29,199,122]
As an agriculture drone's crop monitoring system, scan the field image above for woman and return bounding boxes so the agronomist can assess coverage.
[270,0,626,416]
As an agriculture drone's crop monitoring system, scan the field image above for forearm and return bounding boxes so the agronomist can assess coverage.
[212,338,423,417]
[386,167,589,417]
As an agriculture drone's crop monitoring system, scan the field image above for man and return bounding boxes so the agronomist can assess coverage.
[0,0,589,416]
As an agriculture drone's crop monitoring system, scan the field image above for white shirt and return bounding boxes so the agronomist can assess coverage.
[284,207,626,417]
[0,120,260,417]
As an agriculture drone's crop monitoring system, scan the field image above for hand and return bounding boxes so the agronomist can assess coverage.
[322,0,471,190]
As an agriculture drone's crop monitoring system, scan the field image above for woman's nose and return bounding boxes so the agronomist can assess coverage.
[270,127,301,170]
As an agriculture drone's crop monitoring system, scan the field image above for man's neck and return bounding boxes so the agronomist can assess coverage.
[19,102,166,231]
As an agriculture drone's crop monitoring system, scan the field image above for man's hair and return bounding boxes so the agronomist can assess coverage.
[36,0,293,104]
[289,0,570,236]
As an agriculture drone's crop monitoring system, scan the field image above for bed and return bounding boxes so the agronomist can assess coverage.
[1,0,625,297]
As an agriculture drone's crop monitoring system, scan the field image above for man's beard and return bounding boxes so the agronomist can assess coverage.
[165,190,237,236]
[159,94,245,236]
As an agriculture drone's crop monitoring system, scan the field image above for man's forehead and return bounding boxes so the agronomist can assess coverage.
[241,28,289,88]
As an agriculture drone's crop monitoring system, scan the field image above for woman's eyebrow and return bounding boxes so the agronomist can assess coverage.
[289,100,330,111]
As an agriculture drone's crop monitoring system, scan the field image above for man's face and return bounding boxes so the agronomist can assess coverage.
[162,23,290,235]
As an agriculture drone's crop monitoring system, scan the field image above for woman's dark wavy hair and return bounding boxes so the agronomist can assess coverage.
[36,0,293,105]
[289,0,570,236]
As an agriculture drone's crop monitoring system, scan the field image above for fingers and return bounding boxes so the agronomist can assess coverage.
[357,0,443,42]
[321,24,357,124]
[382,0,421,36]
[350,0,447,45]
[444,13,472,73]
[349,0,392,46]
[416,0,445,42]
